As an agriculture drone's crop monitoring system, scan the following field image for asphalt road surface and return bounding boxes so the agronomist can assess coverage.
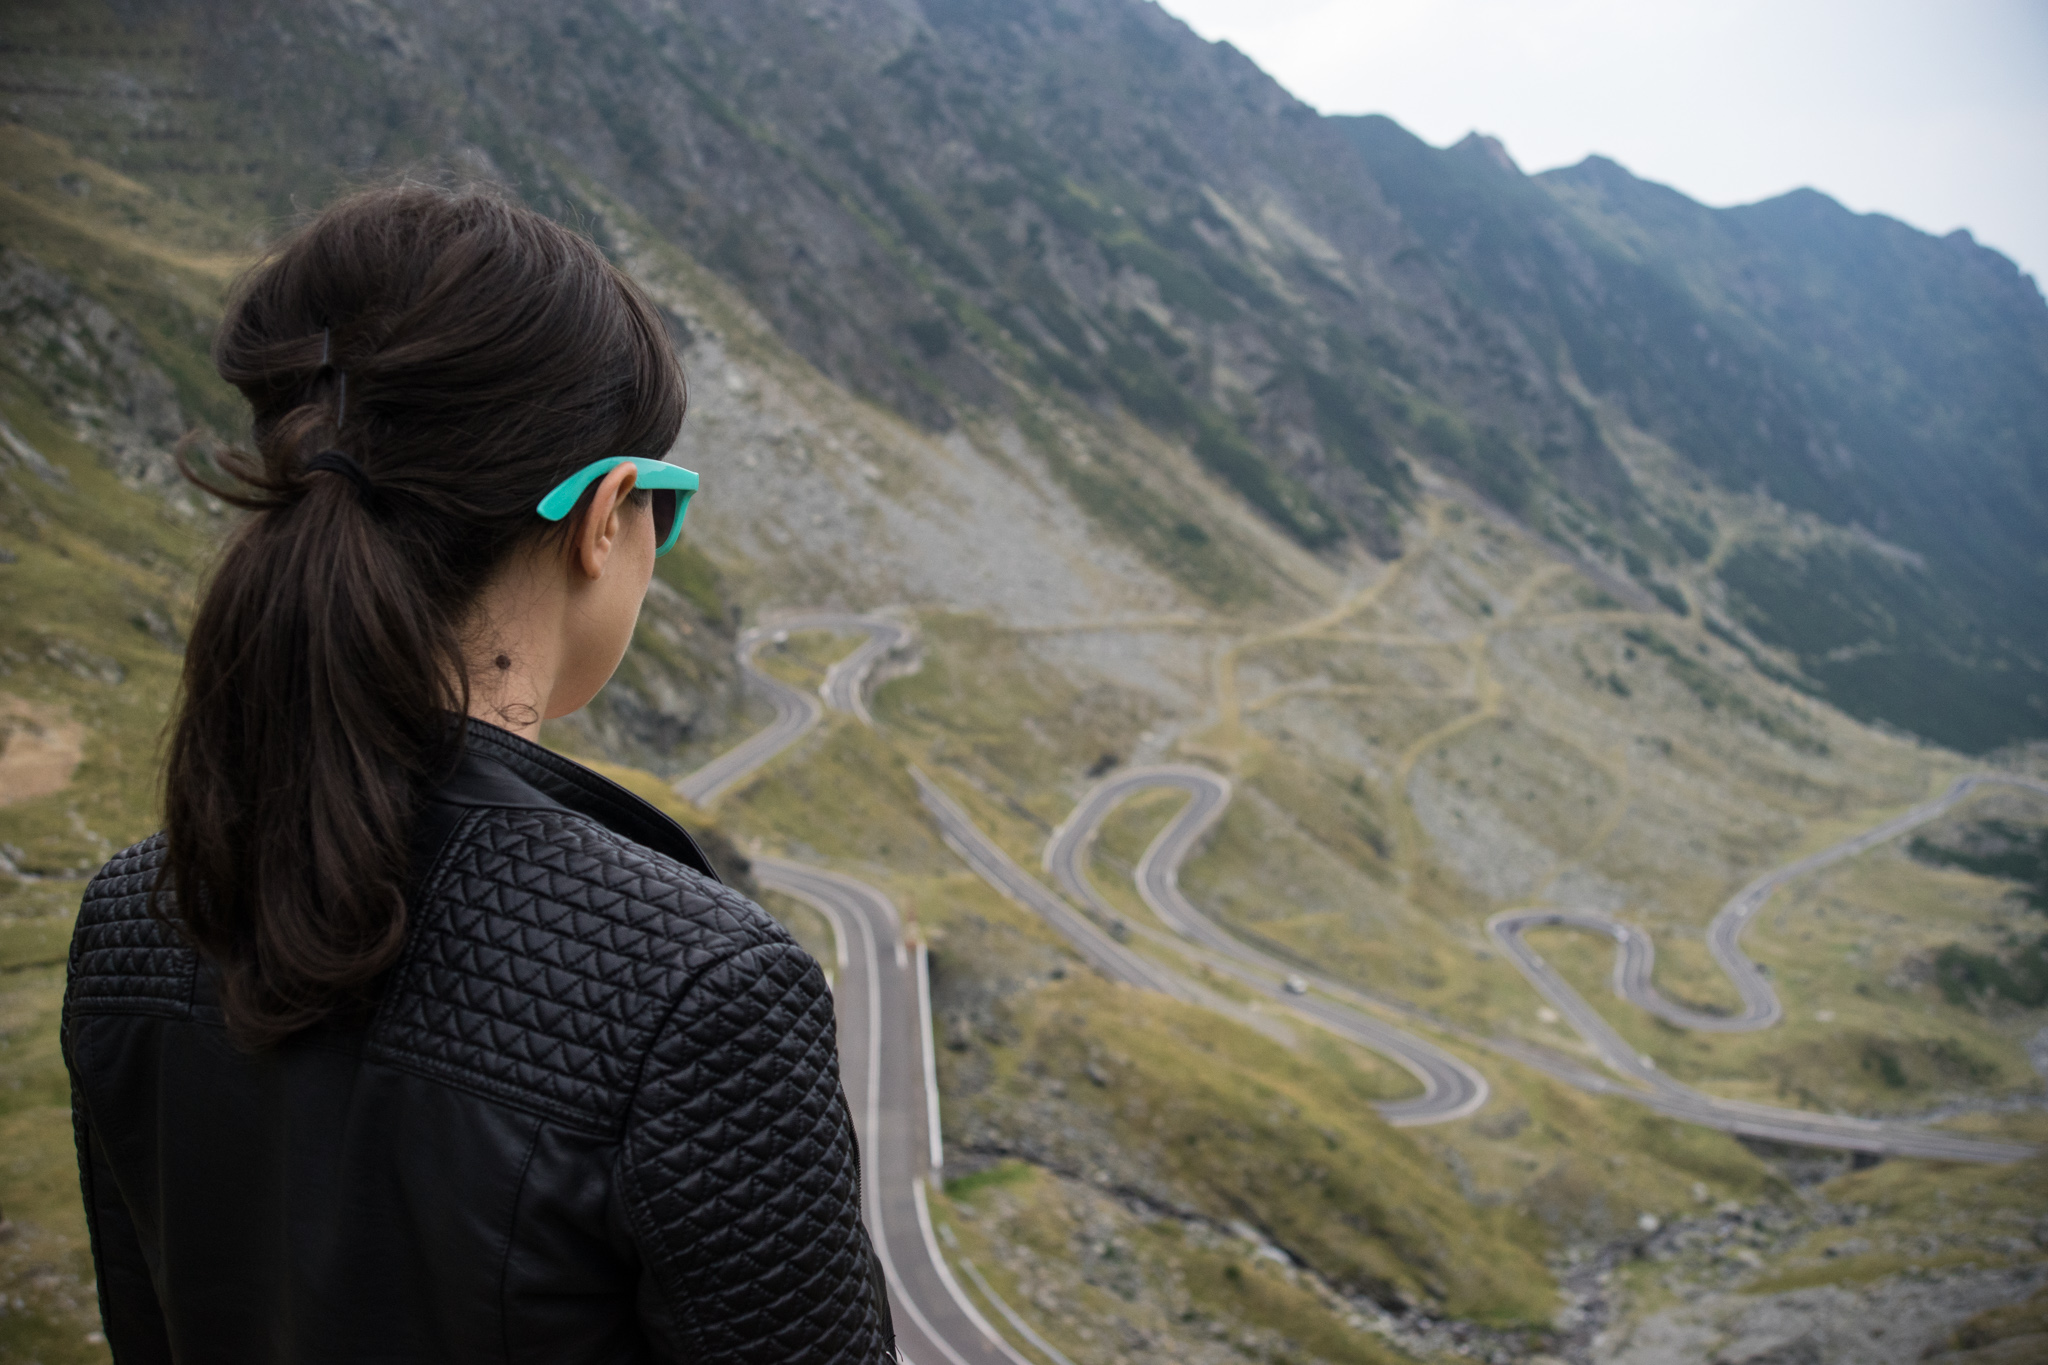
[676,617,1041,1364]
[1619,772,2048,1033]
[673,613,910,806]
[1483,771,2048,1163]
[1042,764,1489,1126]
[754,858,1032,1365]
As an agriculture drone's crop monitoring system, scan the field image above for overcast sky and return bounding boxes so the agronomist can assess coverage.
[1157,0,2048,288]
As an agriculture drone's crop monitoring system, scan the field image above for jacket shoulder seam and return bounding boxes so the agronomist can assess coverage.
[619,939,797,1110]
[360,1047,620,1136]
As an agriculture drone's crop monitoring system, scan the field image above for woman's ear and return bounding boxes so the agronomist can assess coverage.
[572,463,640,579]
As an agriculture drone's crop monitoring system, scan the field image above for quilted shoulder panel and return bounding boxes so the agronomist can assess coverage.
[67,834,195,1016]
[371,807,799,1133]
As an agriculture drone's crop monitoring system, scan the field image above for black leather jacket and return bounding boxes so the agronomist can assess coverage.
[64,721,895,1362]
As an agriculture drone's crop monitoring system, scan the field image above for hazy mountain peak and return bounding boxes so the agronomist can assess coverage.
[1451,130,1521,175]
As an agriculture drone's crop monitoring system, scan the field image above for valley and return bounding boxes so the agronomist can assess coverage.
[656,537,2048,1359]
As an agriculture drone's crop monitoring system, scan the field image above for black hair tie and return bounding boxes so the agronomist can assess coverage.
[305,450,378,509]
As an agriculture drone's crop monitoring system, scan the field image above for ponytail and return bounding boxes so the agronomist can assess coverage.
[161,185,685,1047]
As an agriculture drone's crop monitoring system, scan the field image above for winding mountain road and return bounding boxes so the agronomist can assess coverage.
[675,615,1038,1364]
[674,614,909,806]
[1046,765,2034,1161]
[1040,765,1489,1125]
[1558,772,2048,1034]
[908,768,1291,1042]
[754,858,1030,1365]
[671,609,2038,1363]
[1484,906,2034,1161]
[1480,772,2048,1163]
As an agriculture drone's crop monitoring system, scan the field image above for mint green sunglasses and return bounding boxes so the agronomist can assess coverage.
[536,457,699,556]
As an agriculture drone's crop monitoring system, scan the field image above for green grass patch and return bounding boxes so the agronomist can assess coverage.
[952,967,1555,1322]
[1174,1244,1404,1365]
[1304,1032,1421,1106]
[1623,625,1826,754]
[0,898,107,1363]
[1081,785,1186,928]
[753,629,862,691]
[942,1159,1034,1198]
[723,716,954,875]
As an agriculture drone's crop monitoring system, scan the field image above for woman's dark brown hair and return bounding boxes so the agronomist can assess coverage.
[162,184,685,1047]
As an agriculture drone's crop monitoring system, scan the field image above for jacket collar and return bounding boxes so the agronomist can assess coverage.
[429,719,719,883]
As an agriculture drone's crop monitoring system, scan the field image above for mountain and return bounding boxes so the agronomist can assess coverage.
[9,0,2045,747]
[1338,118,2048,751]
[5,2,2048,1362]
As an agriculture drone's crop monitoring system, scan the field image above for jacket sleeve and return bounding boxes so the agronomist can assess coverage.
[66,1026,174,1364]
[622,940,894,1363]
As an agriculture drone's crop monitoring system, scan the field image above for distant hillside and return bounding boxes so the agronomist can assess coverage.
[5,0,2043,747]
[1337,116,2048,751]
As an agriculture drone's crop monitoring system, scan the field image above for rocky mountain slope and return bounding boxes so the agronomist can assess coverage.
[4,1,2048,1362]
[9,0,2045,748]
[1341,118,2048,751]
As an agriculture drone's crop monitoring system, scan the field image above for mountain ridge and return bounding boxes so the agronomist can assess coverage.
[1339,112,2047,750]
[9,0,2043,759]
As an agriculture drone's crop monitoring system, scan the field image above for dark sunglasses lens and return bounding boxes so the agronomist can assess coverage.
[650,489,678,547]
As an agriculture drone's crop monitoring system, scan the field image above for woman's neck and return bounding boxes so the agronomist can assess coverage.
[460,494,655,742]
[462,550,567,742]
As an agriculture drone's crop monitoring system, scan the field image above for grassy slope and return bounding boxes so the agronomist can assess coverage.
[933,1160,1410,1365]
[804,485,2047,1335]
[0,126,234,1359]
[712,677,1560,1337]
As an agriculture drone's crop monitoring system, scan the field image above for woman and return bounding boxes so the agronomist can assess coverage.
[63,186,895,1362]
